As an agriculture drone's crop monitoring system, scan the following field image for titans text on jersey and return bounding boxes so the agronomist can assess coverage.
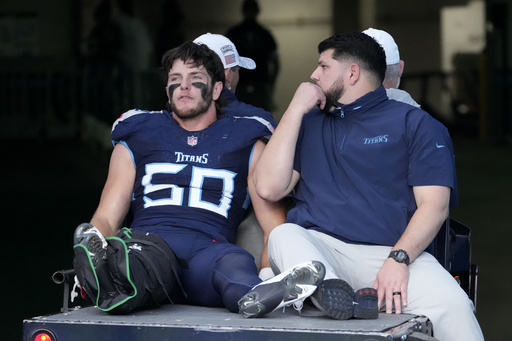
[175,152,209,164]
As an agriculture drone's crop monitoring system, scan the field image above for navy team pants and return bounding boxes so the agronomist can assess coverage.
[137,227,262,313]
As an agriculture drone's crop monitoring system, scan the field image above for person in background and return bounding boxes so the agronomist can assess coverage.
[112,0,153,109]
[155,0,186,66]
[226,0,280,112]
[363,28,420,108]
[84,0,123,123]
[194,33,256,97]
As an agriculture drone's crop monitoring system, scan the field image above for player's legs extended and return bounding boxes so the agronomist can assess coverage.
[212,251,262,312]
[181,241,260,312]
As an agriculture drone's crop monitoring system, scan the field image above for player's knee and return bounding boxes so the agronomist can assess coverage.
[269,223,300,242]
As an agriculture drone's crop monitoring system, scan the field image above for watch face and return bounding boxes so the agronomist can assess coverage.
[396,251,406,262]
[389,250,409,265]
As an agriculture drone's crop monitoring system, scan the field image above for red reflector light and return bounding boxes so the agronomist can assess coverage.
[34,333,52,341]
[31,330,56,341]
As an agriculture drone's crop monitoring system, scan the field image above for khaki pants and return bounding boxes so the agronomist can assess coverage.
[268,223,484,341]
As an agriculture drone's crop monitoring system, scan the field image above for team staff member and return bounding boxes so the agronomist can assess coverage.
[253,32,483,340]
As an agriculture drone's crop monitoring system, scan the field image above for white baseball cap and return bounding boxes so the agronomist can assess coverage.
[363,28,400,65]
[193,33,256,70]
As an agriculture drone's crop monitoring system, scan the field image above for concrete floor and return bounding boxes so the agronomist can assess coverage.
[4,133,511,340]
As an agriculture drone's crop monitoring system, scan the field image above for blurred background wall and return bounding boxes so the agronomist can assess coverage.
[1,0,509,140]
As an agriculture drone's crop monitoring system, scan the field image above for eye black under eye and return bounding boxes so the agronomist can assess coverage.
[168,84,179,95]
[192,82,207,90]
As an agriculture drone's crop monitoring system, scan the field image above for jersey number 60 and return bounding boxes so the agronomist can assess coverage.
[141,163,236,218]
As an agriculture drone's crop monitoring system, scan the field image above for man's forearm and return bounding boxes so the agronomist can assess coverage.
[392,186,450,263]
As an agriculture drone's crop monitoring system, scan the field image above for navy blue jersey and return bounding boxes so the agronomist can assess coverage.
[111,109,274,243]
[288,86,457,246]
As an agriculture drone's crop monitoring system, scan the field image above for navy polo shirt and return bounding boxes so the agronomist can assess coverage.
[287,86,457,246]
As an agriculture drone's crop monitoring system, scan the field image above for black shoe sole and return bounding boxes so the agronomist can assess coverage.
[311,279,378,320]
[311,279,354,320]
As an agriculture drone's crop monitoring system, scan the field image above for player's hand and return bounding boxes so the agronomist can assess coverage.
[372,258,409,314]
[287,82,326,114]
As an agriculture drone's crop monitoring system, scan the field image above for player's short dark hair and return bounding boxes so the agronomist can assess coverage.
[161,41,225,86]
[318,31,386,86]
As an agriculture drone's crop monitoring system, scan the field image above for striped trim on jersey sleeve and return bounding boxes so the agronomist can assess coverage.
[111,109,165,133]
[233,115,275,134]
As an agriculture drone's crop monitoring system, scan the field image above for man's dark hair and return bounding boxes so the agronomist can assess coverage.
[318,31,386,86]
[161,41,226,116]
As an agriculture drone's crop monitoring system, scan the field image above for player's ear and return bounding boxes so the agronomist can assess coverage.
[212,81,223,101]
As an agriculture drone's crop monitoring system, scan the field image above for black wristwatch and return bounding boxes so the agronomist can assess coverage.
[388,249,410,266]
